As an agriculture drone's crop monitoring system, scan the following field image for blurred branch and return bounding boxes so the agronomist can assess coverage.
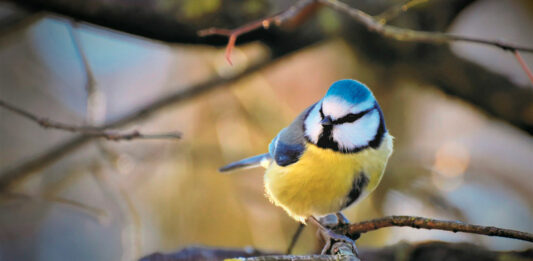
[242,242,357,261]
[0,99,182,141]
[0,56,281,191]
[375,0,428,24]
[513,50,533,86]
[140,241,533,261]
[10,0,533,133]
[345,215,533,243]
[141,215,533,261]
[66,20,96,95]
[318,0,533,53]
[96,145,142,258]
[0,191,108,223]
[199,0,533,65]
[198,0,316,64]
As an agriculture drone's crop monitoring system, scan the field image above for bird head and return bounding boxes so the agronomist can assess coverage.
[304,79,386,153]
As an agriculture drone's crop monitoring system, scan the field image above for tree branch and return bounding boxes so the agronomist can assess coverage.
[198,0,316,65]
[199,0,533,66]
[513,50,533,86]
[139,241,533,261]
[0,56,281,191]
[0,99,182,141]
[66,20,96,95]
[345,215,533,243]
[374,0,429,24]
[318,0,533,53]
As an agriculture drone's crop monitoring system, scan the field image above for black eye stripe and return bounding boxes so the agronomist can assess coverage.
[319,106,325,118]
[332,106,377,125]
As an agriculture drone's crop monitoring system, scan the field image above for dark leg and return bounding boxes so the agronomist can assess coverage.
[336,212,350,225]
[286,222,305,254]
[308,216,358,256]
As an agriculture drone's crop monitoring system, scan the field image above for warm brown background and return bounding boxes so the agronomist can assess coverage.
[0,0,532,260]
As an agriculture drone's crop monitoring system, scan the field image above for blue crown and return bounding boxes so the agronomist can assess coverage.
[325,79,372,104]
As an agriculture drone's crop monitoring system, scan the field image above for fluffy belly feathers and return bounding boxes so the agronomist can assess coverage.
[264,134,393,222]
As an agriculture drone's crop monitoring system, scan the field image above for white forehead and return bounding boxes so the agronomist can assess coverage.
[322,95,375,120]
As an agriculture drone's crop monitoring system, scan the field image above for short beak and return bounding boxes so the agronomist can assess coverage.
[320,116,333,126]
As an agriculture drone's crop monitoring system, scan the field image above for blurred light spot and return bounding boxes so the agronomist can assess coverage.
[182,0,221,19]
[433,141,470,177]
[431,172,464,192]
[115,153,135,175]
[431,141,470,191]
[87,89,107,124]
[317,8,341,33]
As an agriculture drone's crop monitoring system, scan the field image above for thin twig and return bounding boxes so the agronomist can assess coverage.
[0,99,182,141]
[199,0,533,66]
[318,0,533,53]
[67,20,96,95]
[0,57,274,191]
[345,215,533,243]
[198,0,315,65]
[375,0,429,24]
[287,223,305,254]
[513,50,533,86]
[240,255,338,261]
[1,191,108,223]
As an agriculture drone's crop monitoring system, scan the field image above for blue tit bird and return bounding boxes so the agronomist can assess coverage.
[220,79,393,251]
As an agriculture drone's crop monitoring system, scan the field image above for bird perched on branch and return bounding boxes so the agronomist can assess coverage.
[220,79,393,253]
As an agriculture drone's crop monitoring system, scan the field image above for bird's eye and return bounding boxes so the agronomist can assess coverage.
[334,106,375,124]
[342,113,362,123]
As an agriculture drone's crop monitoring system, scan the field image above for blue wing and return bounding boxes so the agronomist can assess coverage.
[269,103,316,167]
[219,103,316,172]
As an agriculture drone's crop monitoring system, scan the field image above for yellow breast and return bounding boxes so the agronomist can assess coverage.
[264,134,393,222]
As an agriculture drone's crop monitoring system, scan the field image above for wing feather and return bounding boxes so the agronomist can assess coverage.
[269,103,316,167]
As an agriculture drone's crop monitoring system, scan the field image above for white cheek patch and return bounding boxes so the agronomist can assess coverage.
[332,109,380,150]
[304,103,323,143]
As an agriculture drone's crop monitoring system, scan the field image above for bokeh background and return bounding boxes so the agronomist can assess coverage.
[0,0,532,260]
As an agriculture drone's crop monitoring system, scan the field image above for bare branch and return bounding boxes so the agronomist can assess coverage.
[345,215,533,243]
[0,99,182,141]
[198,0,316,64]
[238,255,340,261]
[139,241,533,261]
[1,191,108,223]
[318,0,533,53]
[375,0,429,24]
[66,20,96,95]
[0,57,276,191]
[200,0,533,67]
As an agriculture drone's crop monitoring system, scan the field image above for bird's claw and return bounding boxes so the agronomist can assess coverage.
[318,228,358,255]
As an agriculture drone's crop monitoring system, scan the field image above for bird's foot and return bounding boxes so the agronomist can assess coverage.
[309,216,359,256]
[317,227,359,256]
[336,212,350,225]
[319,212,349,229]
[319,213,360,240]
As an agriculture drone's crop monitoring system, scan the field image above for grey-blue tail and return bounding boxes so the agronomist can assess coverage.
[219,153,271,172]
